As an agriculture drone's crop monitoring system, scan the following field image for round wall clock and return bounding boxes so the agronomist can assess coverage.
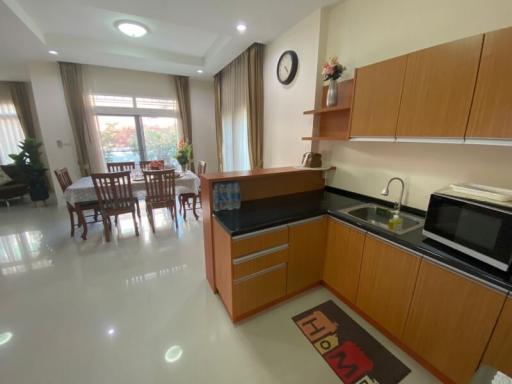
[277,50,298,85]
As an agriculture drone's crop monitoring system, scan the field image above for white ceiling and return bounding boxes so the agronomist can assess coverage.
[0,0,339,80]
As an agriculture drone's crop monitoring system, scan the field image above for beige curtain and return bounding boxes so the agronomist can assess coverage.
[174,76,195,172]
[9,82,36,138]
[214,43,264,171]
[213,74,223,172]
[58,62,105,176]
[247,43,264,169]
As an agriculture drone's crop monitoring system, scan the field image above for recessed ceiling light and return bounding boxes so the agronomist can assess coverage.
[236,23,247,33]
[48,50,58,55]
[196,69,203,74]
[115,20,148,38]
[165,345,183,363]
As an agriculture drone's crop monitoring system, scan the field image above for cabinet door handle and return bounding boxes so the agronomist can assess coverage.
[232,224,288,241]
[288,215,326,227]
[233,244,288,265]
[233,263,286,285]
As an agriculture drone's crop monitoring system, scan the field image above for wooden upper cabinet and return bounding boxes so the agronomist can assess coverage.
[466,27,512,139]
[396,35,483,138]
[482,297,512,377]
[350,56,407,138]
[323,218,365,303]
[287,217,327,294]
[356,236,421,339]
[403,260,505,384]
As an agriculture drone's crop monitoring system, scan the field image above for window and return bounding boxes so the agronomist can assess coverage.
[91,94,179,166]
[0,102,25,165]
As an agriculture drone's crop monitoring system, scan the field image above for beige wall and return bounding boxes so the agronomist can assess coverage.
[190,78,218,172]
[317,0,512,210]
[29,61,81,205]
[263,10,326,167]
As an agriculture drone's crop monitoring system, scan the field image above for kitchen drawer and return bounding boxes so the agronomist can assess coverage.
[233,244,288,279]
[233,263,287,316]
[232,225,288,258]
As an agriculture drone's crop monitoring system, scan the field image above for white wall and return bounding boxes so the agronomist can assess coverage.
[189,78,218,172]
[29,61,80,205]
[318,0,512,210]
[263,10,325,167]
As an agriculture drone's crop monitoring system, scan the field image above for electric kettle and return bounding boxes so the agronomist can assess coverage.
[301,152,322,168]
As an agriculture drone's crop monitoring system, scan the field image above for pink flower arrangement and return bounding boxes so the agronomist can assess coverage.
[322,57,346,81]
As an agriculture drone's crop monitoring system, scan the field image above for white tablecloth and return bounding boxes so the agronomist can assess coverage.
[64,171,200,204]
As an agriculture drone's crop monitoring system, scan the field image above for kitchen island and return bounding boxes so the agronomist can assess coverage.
[204,173,512,383]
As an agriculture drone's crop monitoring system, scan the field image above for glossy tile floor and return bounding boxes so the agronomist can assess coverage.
[0,200,439,383]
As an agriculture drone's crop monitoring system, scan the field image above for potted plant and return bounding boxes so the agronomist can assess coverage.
[9,138,49,203]
[322,57,346,107]
[176,139,193,172]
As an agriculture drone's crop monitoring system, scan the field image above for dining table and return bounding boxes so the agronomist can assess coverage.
[64,171,200,239]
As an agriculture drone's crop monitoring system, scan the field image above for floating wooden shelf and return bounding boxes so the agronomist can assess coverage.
[302,136,347,141]
[303,106,351,115]
[303,79,354,141]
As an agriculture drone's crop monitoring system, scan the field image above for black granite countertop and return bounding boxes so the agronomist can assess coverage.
[213,188,512,292]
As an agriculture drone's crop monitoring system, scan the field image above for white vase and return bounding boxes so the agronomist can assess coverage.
[326,79,338,107]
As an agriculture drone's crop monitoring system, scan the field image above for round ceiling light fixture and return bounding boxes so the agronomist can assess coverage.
[115,20,148,38]
[196,69,204,74]
[236,23,247,33]
[48,50,58,55]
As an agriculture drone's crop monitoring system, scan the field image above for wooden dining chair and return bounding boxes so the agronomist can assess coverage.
[107,161,136,173]
[92,172,139,242]
[143,169,178,232]
[179,160,206,220]
[139,160,164,170]
[54,168,99,239]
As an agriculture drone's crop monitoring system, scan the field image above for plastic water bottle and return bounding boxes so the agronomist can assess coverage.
[213,184,219,211]
[234,182,241,209]
[226,183,234,210]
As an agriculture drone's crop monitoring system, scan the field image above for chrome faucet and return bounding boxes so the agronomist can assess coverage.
[381,177,405,212]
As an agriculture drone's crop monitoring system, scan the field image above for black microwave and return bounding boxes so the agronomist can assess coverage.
[423,193,512,272]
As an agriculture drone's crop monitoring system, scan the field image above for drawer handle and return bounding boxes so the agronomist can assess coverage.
[233,244,288,265]
[233,263,286,285]
[232,224,288,241]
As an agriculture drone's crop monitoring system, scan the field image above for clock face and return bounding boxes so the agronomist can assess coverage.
[277,50,298,85]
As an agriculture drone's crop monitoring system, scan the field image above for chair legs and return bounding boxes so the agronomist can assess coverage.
[67,206,75,237]
[131,211,139,236]
[102,214,111,242]
[147,204,155,234]
[135,199,141,217]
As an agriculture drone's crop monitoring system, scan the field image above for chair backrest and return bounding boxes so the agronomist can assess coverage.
[91,172,134,213]
[143,169,176,204]
[139,160,164,170]
[197,161,207,176]
[54,168,73,193]
[107,162,135,173]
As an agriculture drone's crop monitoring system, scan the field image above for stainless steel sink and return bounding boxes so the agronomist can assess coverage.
[339,203,424,235]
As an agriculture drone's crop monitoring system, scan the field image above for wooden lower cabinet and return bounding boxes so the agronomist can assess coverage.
[356,235,421,339]
[403,260,506,384]
[233,264,287,316]
[323,218,365,302]
[481,297,512,377]
[287,216,327,294]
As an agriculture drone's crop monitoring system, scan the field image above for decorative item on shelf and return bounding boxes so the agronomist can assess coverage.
[322,57,346,107]
[9,137,49,203]
[176,139,193,172]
